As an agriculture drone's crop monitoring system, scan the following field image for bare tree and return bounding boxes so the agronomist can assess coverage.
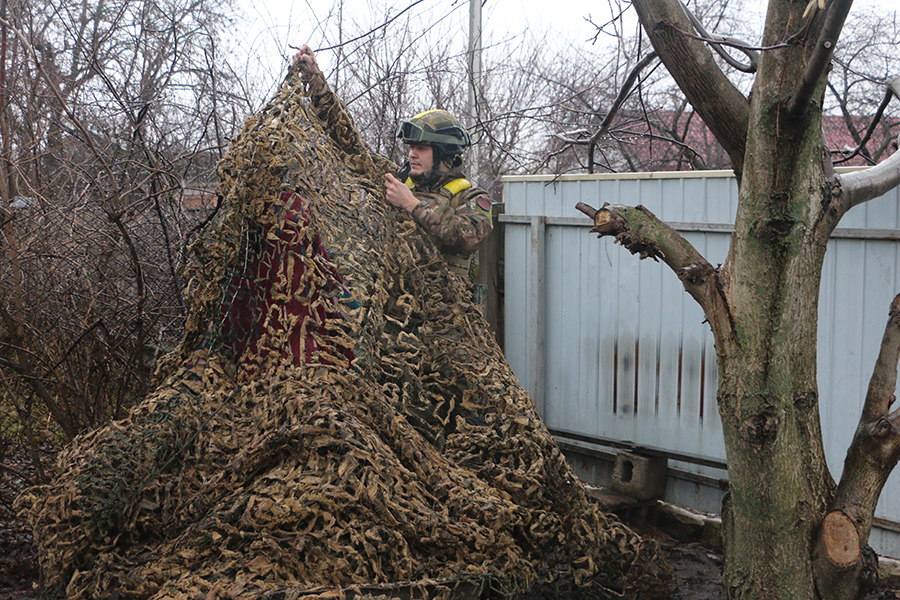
[549,0,899,175]
[0,0,247,458]
[573,0,900,597]
[304,12,639,188]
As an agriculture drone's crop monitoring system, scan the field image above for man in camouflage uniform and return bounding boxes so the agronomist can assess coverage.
[383,111,492,278]
[294,46,492,280]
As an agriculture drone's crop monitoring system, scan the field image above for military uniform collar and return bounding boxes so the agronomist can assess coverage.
[409,165,466,192]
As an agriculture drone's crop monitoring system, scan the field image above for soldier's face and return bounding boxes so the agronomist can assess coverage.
[408,144,434,176]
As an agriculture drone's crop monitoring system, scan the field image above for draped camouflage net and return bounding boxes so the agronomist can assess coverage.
[16,65,672,600]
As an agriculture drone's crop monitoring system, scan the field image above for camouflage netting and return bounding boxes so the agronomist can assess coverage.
[16,63,672,600]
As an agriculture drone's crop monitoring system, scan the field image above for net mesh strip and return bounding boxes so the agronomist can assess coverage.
[16,65,672,600]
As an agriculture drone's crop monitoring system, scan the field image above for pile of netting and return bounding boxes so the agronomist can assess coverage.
[16,63,672,600]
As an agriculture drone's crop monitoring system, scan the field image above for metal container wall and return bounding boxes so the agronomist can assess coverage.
[502,170,900,555]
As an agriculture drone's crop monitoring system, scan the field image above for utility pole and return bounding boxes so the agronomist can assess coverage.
[467,0,482,179]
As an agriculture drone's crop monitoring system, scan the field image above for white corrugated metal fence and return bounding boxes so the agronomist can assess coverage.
[502,170,900,556]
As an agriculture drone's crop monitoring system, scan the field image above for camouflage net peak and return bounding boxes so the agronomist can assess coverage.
[17,64,672,599]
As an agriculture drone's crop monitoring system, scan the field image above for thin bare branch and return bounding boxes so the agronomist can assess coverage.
[836,77,900,212]
[587,52,659,173]
[296,0,428,55]
[833,87,894,165]
[672,11,766,72]
[788,0,856,116]
[632,0,750,177]
[663,21,793,56]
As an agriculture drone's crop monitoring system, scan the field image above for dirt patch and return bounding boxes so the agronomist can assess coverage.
[662,542,725,600]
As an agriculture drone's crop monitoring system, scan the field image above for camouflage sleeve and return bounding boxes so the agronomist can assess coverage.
[409,188,493,255]
[308,89,370,159]
[292,71,397,172]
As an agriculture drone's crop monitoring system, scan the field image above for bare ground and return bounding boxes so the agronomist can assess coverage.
[660,541,726,600]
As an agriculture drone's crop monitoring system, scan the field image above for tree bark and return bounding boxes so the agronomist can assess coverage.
[707,0,857,594]
[594,0,900,598]
[632,0,750,177]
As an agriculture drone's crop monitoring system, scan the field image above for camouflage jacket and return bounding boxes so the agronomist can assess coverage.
[302,77,492,276]
[405,172,493,277]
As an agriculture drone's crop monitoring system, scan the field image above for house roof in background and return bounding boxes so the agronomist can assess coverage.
[612,111,898,172]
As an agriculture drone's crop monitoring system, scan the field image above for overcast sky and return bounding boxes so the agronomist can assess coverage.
[227,0,640,91]
[227,0,898,98]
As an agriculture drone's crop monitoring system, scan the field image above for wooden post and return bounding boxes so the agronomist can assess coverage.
[529,215,546,417]
[478,203,504,346]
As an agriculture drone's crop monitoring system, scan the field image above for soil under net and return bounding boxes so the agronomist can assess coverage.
[16,64,673,600]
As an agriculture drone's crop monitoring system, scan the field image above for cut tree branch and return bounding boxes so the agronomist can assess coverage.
[632,0,750,178]
[788,0,855,117]
[575,201,735,346]
[835,77,900,214]
[814,295,900,600]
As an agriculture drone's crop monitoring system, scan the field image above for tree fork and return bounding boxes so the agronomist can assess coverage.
[813,295,900,599]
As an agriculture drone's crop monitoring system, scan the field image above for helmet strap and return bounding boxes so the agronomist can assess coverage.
[408,146,464,188]
[411,167,443,188]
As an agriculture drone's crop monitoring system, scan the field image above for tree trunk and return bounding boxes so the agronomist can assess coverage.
[610,0,900,596]
[714,24,841,594]
[626,0,876,593]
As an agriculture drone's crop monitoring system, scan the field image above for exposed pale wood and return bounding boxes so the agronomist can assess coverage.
[822,511,861,568]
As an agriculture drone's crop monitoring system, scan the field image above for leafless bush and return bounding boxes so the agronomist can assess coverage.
[0,0,245,478]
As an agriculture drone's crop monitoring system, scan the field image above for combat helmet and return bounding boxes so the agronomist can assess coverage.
[397,110,471,158]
